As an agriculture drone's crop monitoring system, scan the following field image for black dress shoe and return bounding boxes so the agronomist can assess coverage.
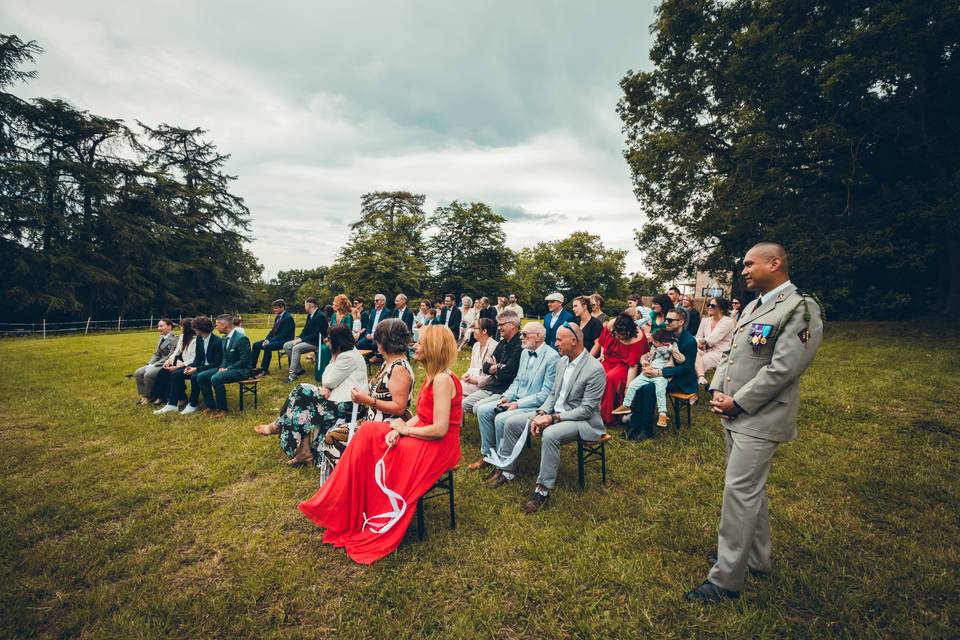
[521,491,550,514]
[707,552,770,579]
[684,580,740,603]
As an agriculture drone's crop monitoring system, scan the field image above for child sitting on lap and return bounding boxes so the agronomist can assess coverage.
[612,330,686,427]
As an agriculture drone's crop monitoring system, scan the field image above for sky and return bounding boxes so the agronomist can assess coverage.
[4,1,658,280]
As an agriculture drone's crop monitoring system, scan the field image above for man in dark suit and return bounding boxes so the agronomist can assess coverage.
[180,315,222,414]
[387,293,415,331]
[625,307,699,440]
[432,293,462,341]
[196,314,252,418]
[357,293,390,352]
[251,299,296,375]
[283,297,328,382]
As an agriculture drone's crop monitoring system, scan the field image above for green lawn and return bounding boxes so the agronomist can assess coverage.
[1,322,958,638]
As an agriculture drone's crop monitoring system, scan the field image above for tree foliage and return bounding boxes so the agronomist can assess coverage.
[0,34,261,321]
[513,232,627,316]
[425,200,514,297]
[326,191,429,299]
[618,0,960,318]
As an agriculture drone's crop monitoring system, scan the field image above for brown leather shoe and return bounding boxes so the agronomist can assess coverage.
[521,490,550,514]
[467,457,490,471]
[486,470,509,488]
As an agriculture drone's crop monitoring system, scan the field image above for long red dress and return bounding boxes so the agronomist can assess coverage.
[298,373,463,564]
[596,327,649,425]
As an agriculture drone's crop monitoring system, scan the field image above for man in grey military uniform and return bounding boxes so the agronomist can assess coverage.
[686,242,824,603]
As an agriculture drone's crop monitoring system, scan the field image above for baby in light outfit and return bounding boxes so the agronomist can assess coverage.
[612,330,686,427]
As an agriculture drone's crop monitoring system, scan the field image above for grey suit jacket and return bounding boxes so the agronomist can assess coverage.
[148,332,178,366]
[709,284,823,442]
[539,351,606,438]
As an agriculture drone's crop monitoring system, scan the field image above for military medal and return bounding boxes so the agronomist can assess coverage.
[798,328,811,344]
[748,323,773,354]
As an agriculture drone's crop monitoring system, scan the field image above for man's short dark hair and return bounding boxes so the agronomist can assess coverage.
[667,307,687,323]
[668,286,681,295]
[353,296,365,304]
[271,299,285,308]
[305,297,318,306]
[374,318,412,355]
[193,316,213,333]
[158,317,173,327]
[215,313,234,324]
[651,329,676,343]
[444,293,455,302]
[476,317,496,336]
[627,293,641,303]
[327,324,355,355]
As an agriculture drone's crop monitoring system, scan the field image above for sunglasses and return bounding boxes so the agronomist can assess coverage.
[560,321,581,342]
[732,301,741,305]
[706,303,718,309]
[665,317,681,323]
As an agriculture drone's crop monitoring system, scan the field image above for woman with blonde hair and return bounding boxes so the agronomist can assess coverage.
[331,294,353,327]
[299,324,463,564]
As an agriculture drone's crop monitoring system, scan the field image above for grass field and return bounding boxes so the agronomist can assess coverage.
[1,321,958,639]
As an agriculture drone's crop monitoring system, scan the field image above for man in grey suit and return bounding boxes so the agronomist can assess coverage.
[686,242,824,603]
[134,318,178,405]
[487,322,606,514]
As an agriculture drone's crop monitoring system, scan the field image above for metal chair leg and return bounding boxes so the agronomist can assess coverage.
[600,441,607,484]
[577,441,586,489]
[448,471,456,530]
[416,499,426,540]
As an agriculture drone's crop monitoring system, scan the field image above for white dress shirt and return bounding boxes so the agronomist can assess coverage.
[554,349,586,412]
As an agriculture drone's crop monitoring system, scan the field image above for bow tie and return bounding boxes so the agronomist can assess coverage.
[528,351,538,358]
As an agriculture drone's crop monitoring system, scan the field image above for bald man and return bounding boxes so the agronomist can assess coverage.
[685,242,824,603]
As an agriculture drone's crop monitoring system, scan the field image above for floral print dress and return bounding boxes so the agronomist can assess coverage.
[277,384,354,465]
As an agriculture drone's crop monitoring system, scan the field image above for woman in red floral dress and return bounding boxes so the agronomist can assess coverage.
[298,324,462,564]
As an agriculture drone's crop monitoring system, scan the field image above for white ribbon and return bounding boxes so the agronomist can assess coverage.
[361,445,407,534]
[483,419,530,468]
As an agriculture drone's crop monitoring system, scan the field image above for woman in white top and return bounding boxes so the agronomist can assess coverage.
[695,296,736,387]
[153,318,195,412]
[254,325,369,466]
[460,317,498,397]
[458,296,477,349]
[412,298,432,342]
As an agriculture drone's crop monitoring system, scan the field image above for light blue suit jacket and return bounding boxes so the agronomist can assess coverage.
[502,344,560,409]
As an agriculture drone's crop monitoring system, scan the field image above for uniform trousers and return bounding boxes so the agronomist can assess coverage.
[707,427,778,591]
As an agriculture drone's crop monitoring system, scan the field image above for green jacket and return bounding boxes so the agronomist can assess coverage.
[219,331,252,372]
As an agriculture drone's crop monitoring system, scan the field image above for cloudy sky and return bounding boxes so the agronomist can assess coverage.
[5,1,657,279]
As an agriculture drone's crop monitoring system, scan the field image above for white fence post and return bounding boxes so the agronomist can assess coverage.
[149,314,153,329]
[85,317,91,335]
[42,319,46,339]
[118,316,122,333]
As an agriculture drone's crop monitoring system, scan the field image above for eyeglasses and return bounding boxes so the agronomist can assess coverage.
[706,303,718,309]
[560,321,580,342]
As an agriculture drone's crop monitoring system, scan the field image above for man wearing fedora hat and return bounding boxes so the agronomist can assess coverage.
[543,292,574,350]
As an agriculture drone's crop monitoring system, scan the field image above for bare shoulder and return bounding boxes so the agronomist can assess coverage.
[432,371,455,393]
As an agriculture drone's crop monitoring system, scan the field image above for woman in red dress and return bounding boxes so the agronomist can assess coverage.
[299,324,462,564]
[592,313,649,425]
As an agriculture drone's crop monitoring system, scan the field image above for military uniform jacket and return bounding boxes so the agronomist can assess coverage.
[709,283,823,442]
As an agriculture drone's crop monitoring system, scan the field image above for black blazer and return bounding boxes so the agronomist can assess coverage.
[388,307,415,331]
[433,307,462,338]
[190,334,223,372]
[299,311,328,346]
[267,311,295,343]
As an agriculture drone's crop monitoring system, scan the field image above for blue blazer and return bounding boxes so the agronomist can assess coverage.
[299,311,328,346]
[663,330,699,395]
[365,306,390,336]
[388,307,415,331]
[190,333,223,372]
[543,308,575,349]
[502,344,560,409]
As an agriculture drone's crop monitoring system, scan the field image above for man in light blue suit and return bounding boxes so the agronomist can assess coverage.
[473,322,559,465]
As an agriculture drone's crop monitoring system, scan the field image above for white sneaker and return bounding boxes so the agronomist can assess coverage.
[154,404,179,415]
[180,404,199,415]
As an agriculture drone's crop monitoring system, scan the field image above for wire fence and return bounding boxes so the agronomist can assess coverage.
[0,314,276,338]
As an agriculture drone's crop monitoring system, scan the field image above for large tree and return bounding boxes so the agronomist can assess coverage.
[618,0,960,318]
[326,191,429,298]
[424,200,515,297]
[513,232,627,316]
